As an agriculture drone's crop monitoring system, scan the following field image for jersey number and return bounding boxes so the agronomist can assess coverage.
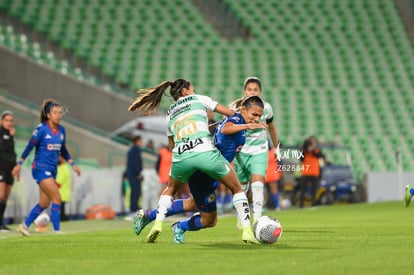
[174,115,198,140]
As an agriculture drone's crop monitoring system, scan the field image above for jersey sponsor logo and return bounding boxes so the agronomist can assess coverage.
[2,134,10,140]
[177,137,204,154]
[47,143,62,150]
[45,134,52,139]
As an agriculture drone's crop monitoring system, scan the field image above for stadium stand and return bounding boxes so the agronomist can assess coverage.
[0,0,413,180]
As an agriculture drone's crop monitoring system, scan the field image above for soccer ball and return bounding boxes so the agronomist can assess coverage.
[253,215,283,244]
[34,213,50,228]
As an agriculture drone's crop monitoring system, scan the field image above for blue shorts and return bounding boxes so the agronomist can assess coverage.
[32,168,56,184]
[188,170,220,213]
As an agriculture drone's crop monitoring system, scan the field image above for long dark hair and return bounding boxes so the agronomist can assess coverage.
[128,79,190,115]
[40,99,62,122]
[229,95,264,111]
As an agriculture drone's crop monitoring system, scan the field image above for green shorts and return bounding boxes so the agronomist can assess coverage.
[170,150,232,183]
[234,152,268,183]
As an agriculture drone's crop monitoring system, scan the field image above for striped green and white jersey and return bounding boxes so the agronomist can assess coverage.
[166,94,218,160]
[240,100,274,155]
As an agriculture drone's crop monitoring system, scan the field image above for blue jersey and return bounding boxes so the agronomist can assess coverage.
[213,112,246,162]
[20,122,71,171]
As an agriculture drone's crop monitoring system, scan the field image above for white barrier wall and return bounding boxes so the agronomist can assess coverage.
[366,172,414,203]
[4,168,159,222]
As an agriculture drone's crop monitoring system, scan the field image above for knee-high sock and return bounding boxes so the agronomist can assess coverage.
[50,203,61,231]
[177,213,203,231]
[146,199,184,222]
[273,192,280,209]
[232,192,251,228]
[251,181,264,222]
[25,204,45,227]
[155,195,173,222]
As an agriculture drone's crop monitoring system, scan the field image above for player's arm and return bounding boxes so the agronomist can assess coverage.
[221,121,267,135]
[214,104,235,118]
[266,117,280,162]
[11,129,40,178]
[61,139,81,177]
[168,136,175,151]
[267,118,278,148]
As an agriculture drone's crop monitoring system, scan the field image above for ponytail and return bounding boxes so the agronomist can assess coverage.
[128,81,172,115]
[128,79,191,115]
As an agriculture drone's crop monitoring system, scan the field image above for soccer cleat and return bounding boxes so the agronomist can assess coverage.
[403,185,413,207]
[171,222,185,244]
[146,220,163,243]
[242,227,259,244]
[54,231,65,234]
[0,224,12,232]
[18,223,30,236]
[134,209,150,236]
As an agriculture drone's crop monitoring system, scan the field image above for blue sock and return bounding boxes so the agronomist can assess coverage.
[50,203,61,231]
[224,194,232,204]
[146,199,185,222]
[217,192,224,205]
[178,214,203,231]
[24,204,45,227]
[410,188,414,196]
[273,193,280,208]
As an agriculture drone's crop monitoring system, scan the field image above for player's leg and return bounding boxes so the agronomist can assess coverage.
[171,172,217,243]
[268,180,280,210]
[134,196,197,235]
[403,185,414,207]
[146,178,181,242]
[18,171,54,236]
[39,177,62,232]
[248,152,268,221]
[299,177,307,208]
[0,172,13,231]
[172,211,217,244]
[216,183,225,214]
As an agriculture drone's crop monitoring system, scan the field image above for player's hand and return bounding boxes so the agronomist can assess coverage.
[72,164,81,177]
[9,127,16,136]
[246,122,267,130]
[11,164,21,181]
[274,143,281,162]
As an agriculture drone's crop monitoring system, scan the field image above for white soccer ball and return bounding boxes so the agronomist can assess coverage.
[34,213,50,228]
[253,215,283,244]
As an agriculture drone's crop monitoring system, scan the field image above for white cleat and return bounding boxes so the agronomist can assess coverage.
[18,223,30,236]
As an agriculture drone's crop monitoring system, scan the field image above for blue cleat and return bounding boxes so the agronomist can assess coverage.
[171,222,185,244]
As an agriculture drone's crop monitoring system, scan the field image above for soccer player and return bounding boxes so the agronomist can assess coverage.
[12,99,81,236]
[403,185,414,207]
[134,95,266,243]
[0,111,17,231]
[233,77,280,222]
[128,79,261,243]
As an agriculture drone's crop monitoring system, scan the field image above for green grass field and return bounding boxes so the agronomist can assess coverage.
[1,201,413,275]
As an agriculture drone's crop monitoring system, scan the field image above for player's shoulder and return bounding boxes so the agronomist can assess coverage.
[263,100,273,110]
[226,112,243,123]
